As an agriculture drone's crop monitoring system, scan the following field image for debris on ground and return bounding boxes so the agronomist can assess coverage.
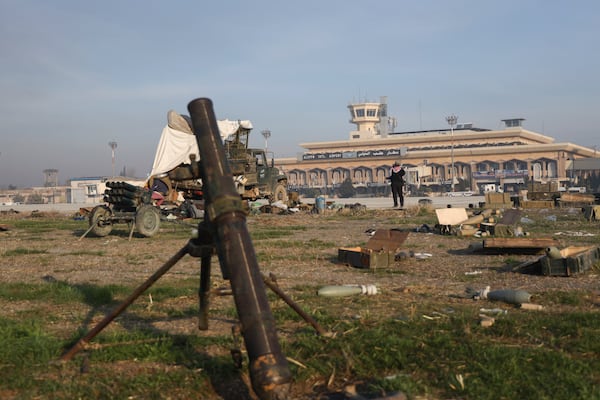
[73,207,92,220]
[317,284,378,297]
[336,202,368,216]
[554,231,595,237]
[413,252,432,260]
[394,250,414,261]
[415,223,433,233]
[344,384,407,400]
[583,205,600,221]
[479,314,495,327]
[467,286,532,305]
[479,308,507,315]
[0,208,21,216]
[434,206,531,238]
[520,303,544,311]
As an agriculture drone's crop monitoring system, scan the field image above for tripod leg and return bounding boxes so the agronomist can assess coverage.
[198,253,211,330]
[263,274,329,337]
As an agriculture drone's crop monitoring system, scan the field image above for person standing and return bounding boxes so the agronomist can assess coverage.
[388,162,405,208]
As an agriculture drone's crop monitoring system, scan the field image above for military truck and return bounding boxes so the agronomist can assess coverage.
[222,121,288,203]
[147,110,288,204]
[87,111,288,238]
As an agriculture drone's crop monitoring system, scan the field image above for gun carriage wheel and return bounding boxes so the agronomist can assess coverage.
[88,205,113,237]
[135,205,161,237]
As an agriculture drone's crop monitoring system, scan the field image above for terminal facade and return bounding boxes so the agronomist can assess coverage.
[276,97,598,196]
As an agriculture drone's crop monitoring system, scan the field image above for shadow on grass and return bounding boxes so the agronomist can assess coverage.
[46,276,255,400]
[71,227,152,239]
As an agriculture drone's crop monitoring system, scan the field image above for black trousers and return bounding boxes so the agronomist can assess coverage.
[391,183,404,207]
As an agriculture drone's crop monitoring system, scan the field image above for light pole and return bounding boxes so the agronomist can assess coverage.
[108,141,117,177]
[569,156,575,186]
[261,129,271,153]
[445,115,458,192]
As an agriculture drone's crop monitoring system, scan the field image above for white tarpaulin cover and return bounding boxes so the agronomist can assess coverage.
[149,116,253,178]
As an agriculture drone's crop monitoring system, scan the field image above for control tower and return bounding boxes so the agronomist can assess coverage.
[347,96,396,140]
[43,169,59,187]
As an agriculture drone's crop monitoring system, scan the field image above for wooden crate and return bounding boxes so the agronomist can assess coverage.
[482,237,560,254]
[521,200,554,209]
[337,247,396,269]
[583,205,600,221]
[338,229,409,269]
[540,246,600,276]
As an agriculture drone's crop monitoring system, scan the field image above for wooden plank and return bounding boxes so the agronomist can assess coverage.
[559,192,595,203]
[483,237,560,249]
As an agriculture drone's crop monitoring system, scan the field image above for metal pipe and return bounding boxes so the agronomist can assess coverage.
[198,253,211,331]
[263,274,329,336]
[187,98,291,400]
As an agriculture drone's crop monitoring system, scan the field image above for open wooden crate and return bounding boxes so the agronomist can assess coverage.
[338,229,409,269]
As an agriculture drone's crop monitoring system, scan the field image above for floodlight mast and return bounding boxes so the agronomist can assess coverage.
[261,129,271,153]
[108,141,117,177]
[445,115,458,192]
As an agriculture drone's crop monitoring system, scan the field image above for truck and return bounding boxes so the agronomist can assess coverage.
[87,110,288,238]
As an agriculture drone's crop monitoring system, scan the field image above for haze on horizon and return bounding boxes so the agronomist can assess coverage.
[1,1,599,188]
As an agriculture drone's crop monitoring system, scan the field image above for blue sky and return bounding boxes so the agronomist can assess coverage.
[1,0,599,188]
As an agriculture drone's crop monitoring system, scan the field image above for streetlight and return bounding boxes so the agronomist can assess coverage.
[261,129,271,153]
[108,141,117,177]
[445,115,458,192]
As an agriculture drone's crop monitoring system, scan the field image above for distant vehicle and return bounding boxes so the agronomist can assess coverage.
[446,191,474,197]
[483,184,503,193]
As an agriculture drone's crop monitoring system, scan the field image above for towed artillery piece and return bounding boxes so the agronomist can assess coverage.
[87,111,288,238]
[87,180,201,238]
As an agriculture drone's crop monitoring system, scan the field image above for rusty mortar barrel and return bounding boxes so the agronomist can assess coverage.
[187,98,292,400]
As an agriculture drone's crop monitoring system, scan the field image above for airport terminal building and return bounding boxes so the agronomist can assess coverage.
[276,97,599,195]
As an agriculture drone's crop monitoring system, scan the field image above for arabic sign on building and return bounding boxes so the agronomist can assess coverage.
[302,147,407,161]
[472,170,529,179]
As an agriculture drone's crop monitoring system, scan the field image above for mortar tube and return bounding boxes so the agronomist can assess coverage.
[188,98,291,400]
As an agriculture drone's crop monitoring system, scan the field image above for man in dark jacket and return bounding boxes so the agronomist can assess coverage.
[388,162,405,208]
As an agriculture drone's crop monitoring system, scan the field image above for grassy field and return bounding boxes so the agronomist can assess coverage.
[0,206,599,399]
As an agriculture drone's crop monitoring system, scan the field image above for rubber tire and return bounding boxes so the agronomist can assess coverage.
[135,205,161,237]
[89,205,113,237]
[271,183,288,204]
